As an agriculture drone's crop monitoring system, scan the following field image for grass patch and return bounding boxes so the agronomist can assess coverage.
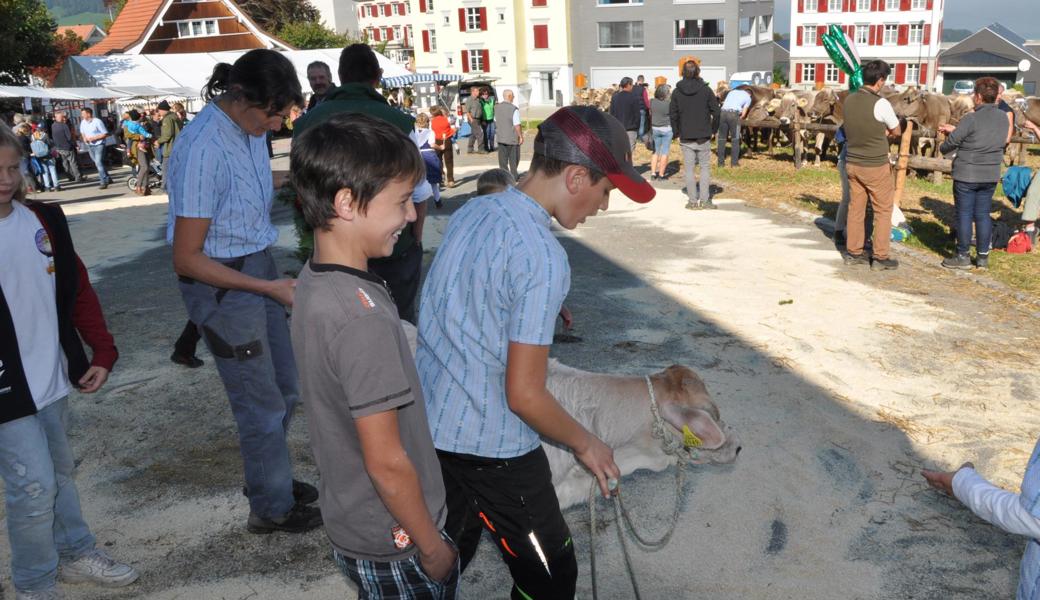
[633,140,1040,297]
[521,119,543,132]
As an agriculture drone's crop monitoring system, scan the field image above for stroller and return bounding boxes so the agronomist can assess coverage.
[126,154,162,192]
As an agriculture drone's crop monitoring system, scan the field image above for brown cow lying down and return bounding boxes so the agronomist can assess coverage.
[402,323,742,510]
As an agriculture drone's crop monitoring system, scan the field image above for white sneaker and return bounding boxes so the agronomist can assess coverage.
[59,548,138,587]
[15,585,66,599]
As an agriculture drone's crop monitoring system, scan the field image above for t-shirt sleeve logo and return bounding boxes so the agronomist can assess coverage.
[355,287,376,309]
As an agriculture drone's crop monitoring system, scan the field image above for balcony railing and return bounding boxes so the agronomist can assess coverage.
[675,36,724,46]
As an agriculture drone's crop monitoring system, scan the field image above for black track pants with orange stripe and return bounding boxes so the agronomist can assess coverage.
[437,448,578,600]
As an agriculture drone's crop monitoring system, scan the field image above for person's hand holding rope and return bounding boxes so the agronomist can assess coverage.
[575,432,620,498]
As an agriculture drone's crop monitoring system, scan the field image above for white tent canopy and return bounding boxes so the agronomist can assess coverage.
[55,48,411,96]
[0,85,123,100]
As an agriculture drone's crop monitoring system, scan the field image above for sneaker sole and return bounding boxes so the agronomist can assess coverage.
[941,263,972,270]
[60,569,139,587]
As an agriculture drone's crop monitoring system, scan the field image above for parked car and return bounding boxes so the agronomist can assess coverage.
[437,77,499,116]
[952,80,975,95]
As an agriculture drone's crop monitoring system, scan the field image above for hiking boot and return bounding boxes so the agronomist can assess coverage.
[843,252,868,266]
[59,548,138,587]
[685,201,702,211]
[702,201,718,210]
[16,585,66,600]
[975,254,989,269]
[242,479,318,506]
[941,254,972,270]
[247,502,323,534]
[871,257,899,271]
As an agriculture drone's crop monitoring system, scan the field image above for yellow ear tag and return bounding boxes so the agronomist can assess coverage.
[682,425,703,448]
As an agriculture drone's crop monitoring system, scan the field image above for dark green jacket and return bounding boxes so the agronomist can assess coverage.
[291,84,418,257]
[157,112,182,149]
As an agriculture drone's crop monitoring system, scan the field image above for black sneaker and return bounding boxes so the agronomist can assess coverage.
[99,183,108,190]
[843,252,868,266]
[247,502,322,534]
[941,254,972,270]
[975,254,989,269]
[170,352,204,368]
[871,257,899,271]
[834,230,847,247]
[243,479,319,505]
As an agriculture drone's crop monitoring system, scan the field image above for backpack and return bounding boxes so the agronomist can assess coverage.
[30,139,50,158]
[1008,231,1033,254]
[991,221,1013,250]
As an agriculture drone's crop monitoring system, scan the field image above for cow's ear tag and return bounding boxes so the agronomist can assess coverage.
[682,425,703,448]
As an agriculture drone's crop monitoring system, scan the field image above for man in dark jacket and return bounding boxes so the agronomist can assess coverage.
[609,77,644,149]
[292,44,429,324]
[0,186,138,597]
[669,61,720,209]
[49,111,81,183]
[155,100,182,191]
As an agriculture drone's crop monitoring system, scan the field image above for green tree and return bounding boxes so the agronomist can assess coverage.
[30,30,86,84]
[238,0,318,34]
[772,65,788,87]
[277,20,356,49]
[0,0,59,85]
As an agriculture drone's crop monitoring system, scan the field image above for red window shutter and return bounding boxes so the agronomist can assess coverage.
[900,0,910,9]
[371,5,377,16]
[459,8,467,31]
[461,50,469,72]
[383,4,390,17]
[923,24,931,44]
[795,63,802,83]
[817,25,826,45]
[839,70,846,83]
[387,27,394,40]
[422,30,430,52]
[926,0,933,8]
[867,25,875,45]
[533,24,548,49]
[816,63,825,83]
[898,24,908,45]
[373,28,381,41]
[480,49,490,71]
[895,63,906,83]
[871,0,878,10]
[533,0,547,5]
[919,62,927,84]
[479,7,487,30]
[818,0,827,12]
[419,0,426,12]
[797,26,803,46]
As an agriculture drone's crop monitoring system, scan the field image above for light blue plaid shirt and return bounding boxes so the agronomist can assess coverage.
[417,187,570,458]
[1019,441,1040,599]
[165,100,277,259]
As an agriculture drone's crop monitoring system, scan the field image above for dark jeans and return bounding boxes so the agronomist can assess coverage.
[56,149,80,181]
[717,111,741,166]
[438,448,577,600]
[369,240,422,325]
[498,143,520,180]
[483,121,496,153]
[954,180,996,256]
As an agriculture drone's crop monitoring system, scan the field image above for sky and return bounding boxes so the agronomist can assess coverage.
[773,0,1040,40]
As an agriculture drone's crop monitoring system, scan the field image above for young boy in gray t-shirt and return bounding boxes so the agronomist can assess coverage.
[289,113,459,597]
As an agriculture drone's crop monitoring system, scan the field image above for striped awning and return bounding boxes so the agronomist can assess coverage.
[381,72,464,88]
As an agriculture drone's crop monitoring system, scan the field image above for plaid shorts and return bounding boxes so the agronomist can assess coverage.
[334,540,460,600]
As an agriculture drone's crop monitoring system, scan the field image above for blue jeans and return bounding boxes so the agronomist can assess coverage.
[178,249,299,519]
[37,158,59,189]
[484,121,496,152]
[953,180,996,256]
[652,127,672,157]
[85,144,109,184]
[0,398,96,593]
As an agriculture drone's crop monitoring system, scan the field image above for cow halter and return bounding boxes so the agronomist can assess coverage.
[645,375,699,465]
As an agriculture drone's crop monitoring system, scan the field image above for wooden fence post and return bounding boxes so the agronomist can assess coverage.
[893,121,914,210]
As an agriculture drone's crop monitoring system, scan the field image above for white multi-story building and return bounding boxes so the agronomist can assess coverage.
[310,0,360,38]
[789,0,943,89]
[354,0,416,67]
[411,0,573,109]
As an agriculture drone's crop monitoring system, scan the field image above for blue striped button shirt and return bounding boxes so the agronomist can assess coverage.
[416,187,570,459]
[165,100,277,259]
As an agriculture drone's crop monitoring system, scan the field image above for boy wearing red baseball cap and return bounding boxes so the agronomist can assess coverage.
[416,106,654,599]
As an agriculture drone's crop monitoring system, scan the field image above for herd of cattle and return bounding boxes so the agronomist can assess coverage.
[573,84,1040,168]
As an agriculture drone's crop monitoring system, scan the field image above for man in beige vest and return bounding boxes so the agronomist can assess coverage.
[842,60,902,270]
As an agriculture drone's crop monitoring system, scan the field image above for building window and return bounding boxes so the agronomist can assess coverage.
[856,0,870,9]
[803,25,816,45]
[825,63,839,82]
[675,18,725,46]
[501,54,508,65]
[883,24,898,44]
[176,19,218,38]
[597,0,643,3]
[598,21,643,49]
[533,23,549,49]
[855,24,869,45]
[427,0,434,11]
[828,0,841,10]
[469,51,485,72]
[909,23,923,43]
[907,63,920,82]
[739,17,753,38]
[802,63,815,81]
[540,71,554,103]
[446,53,453,67]
[443,14,450,25]
[758,15,771,34]
[393,25,402,41]
[429,29,437,51]
[911,0,926,7]
[498,11,506,23]
[466,7,481,30]
[805,1,816,12]
[884,0,898,9]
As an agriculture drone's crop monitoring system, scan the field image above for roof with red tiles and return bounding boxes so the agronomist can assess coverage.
[82,0,167,55]
[61,24,105,42]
